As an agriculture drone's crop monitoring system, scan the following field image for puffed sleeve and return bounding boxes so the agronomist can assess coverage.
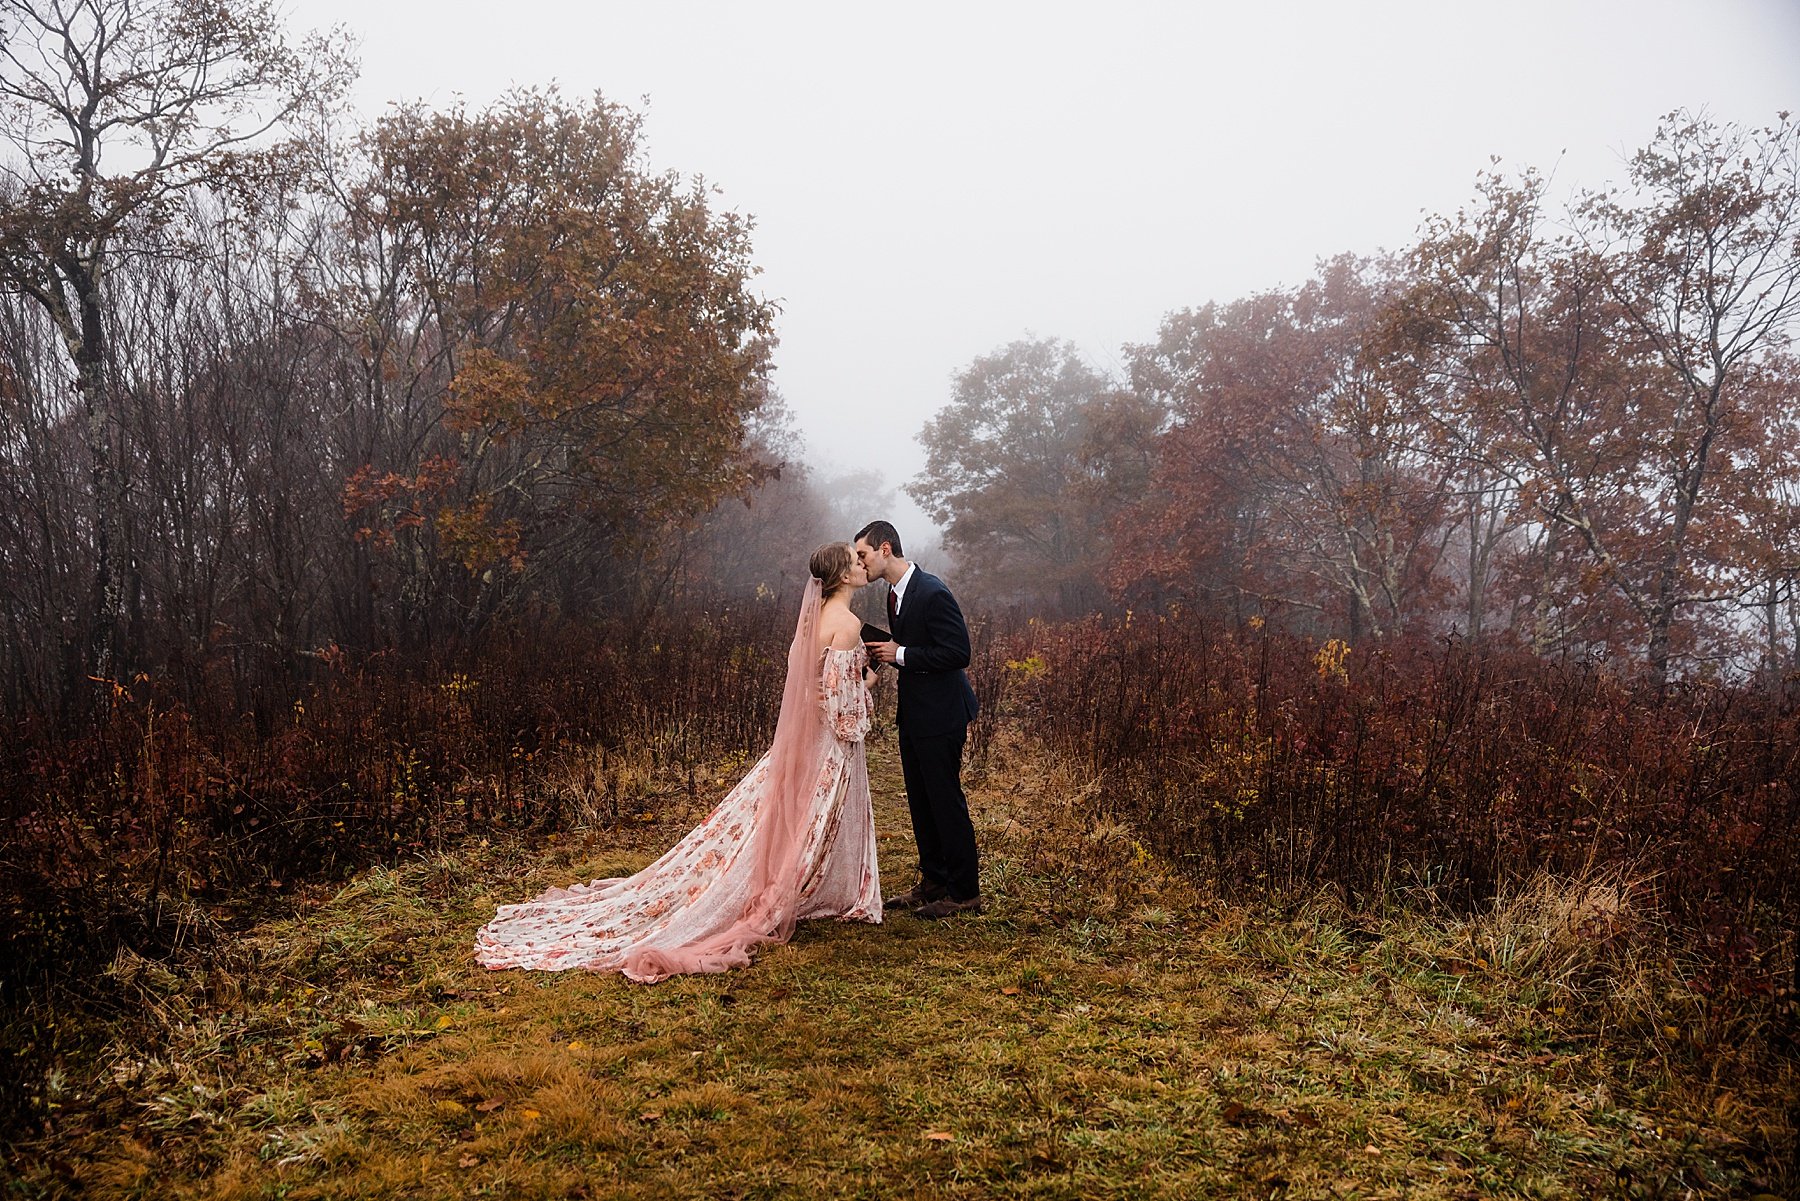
[820,650,871,743]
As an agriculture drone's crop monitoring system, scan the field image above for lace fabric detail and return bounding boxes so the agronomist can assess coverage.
[473,643,880,982]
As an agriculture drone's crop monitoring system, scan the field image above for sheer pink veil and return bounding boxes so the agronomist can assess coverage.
[621,578,833,982]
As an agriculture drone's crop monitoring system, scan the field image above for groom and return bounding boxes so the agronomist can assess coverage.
[856,521,982,919]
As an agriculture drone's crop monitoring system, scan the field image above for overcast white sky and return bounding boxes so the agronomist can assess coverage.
[288,0,1799,536]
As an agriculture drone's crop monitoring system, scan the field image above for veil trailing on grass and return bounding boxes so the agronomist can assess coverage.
[618,577,835,981]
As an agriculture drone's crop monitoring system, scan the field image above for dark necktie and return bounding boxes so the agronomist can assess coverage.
[888,586,898,625]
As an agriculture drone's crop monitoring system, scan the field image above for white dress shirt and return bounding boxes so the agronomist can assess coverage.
[890,563,917,666]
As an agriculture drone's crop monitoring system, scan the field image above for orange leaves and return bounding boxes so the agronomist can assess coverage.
[341,455,461,521]
[435,499,526,575]
[341,456,465,550]
[446,350,535,435]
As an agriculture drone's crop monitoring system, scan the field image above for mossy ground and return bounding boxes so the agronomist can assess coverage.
[3,731,1792,1199]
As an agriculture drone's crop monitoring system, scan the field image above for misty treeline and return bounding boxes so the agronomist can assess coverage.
[917,111,1800,686]
[0,1,882,728]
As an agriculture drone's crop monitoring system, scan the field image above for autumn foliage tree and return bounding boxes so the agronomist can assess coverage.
[336,91,777,639]
[1400,114,1800,677]
[1578,112,1800,681]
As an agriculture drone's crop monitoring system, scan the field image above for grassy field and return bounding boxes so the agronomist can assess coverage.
[4,731,1793,1199]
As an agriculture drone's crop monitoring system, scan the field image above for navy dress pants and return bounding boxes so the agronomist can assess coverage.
[897,724,979,901]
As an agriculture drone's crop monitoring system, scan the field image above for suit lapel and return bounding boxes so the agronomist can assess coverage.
[896,570,925,640]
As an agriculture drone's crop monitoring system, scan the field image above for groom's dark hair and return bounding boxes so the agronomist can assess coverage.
[854,520,903,558]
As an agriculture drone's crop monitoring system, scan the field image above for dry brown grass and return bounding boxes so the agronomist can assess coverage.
[4,729,1794,1199]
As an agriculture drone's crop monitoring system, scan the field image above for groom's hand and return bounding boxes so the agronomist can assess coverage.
[865,639,899,666]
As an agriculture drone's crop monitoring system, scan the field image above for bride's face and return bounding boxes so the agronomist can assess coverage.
[845,557,870,589]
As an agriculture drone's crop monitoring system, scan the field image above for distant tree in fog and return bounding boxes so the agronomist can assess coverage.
[1116,257,1455,638]
[910,337,1159,615]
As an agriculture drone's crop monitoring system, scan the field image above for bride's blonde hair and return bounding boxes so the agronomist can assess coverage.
[809,541,855,600]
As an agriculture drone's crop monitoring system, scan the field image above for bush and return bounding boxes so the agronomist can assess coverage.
[1003,613,1799,1001]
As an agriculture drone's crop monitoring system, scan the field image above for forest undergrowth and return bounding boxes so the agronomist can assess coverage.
[2,720,1794,1199]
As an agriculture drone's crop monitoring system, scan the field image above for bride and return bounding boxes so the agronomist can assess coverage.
[474,542,882,983]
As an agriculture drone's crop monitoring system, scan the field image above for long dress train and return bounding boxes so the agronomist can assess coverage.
[474,586,880,983]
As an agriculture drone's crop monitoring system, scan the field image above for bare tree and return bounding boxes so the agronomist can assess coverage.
[1579,111,1800,684]
[0,0,351,681]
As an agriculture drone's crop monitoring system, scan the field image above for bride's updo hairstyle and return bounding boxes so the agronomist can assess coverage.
[809,541,856,600]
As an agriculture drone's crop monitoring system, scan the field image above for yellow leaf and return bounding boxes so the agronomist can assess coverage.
[435,1015,454,1029]
[566,1039,586,1051]
[520,1108,541,1120]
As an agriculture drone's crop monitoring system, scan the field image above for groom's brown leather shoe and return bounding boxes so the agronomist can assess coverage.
[913,895,982,920]
[885,881,947,910]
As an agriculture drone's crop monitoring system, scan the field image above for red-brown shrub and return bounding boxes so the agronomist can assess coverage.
[0,603,792,1015]
[1001,613,1799,993]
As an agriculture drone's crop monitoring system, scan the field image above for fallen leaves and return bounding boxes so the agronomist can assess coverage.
[923,1130,954,1142]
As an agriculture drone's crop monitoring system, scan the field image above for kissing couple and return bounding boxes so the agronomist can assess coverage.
[474,521,982,983]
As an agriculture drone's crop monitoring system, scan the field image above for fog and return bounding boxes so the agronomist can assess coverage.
[287,0,1800,538]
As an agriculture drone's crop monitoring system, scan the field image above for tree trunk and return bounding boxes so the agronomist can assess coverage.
[74,285,128,686]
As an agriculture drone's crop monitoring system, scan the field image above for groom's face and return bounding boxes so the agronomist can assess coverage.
[854,537,887,580]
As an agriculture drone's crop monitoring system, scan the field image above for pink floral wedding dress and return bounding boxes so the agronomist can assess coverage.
[475,586,880,983]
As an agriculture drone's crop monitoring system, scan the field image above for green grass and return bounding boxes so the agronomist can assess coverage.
[3,732,1792,1199]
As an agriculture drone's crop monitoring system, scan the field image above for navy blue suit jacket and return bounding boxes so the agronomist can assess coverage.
[891,569,979,737]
